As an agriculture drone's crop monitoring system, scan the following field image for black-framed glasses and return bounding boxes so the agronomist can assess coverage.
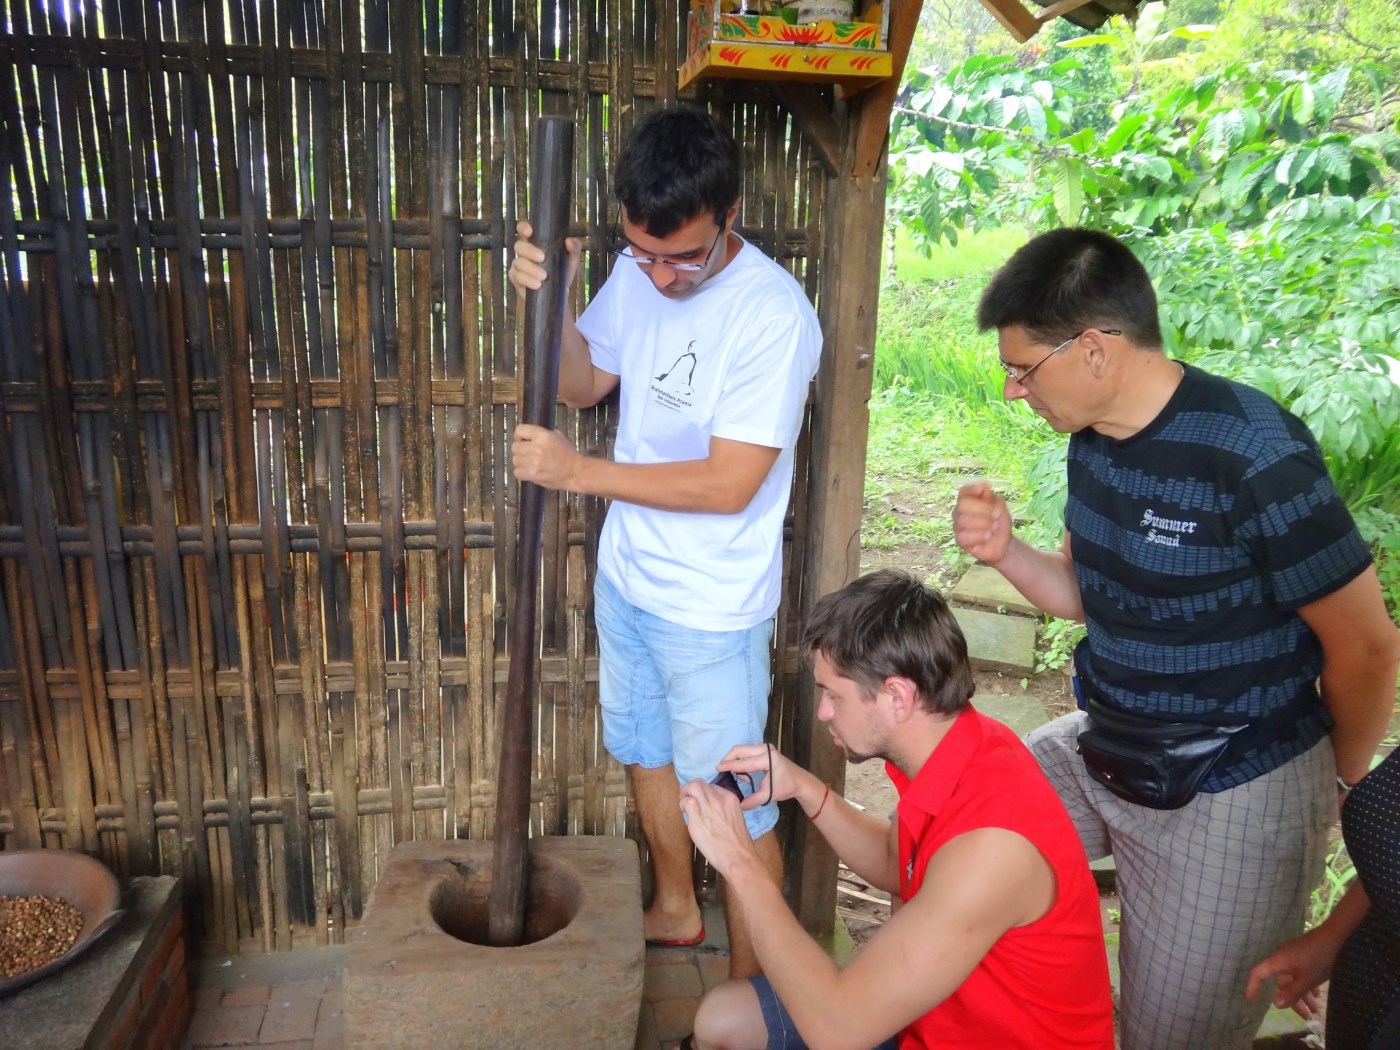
[999,328,1122,384]
[606,204,725,272]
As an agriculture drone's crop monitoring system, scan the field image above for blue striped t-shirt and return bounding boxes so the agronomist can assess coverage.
[1066,363,1371,790]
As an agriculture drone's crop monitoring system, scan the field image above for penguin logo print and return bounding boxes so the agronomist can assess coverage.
[651,340,698,411]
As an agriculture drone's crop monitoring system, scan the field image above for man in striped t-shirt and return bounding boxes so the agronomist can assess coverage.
[952,228,1400,1050]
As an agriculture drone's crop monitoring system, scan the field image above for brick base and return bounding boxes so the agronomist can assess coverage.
[1,875,190,1050]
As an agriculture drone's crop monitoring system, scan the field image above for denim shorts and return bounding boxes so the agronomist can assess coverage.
[749,975,901,1050]
[594,570,779,840]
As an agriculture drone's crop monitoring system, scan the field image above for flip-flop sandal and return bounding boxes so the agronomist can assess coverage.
[645,923,705,948]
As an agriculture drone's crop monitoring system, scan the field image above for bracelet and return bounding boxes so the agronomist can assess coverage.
[808,782,831,821]
[1337,775,1357,794]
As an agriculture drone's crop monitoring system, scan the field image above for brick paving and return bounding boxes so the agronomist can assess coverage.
[183,949,346,1050]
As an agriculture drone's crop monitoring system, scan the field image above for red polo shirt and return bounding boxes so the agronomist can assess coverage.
[885,707,1115,1050]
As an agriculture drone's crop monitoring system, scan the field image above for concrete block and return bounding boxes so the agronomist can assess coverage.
[975,693,1052,740]
[950,564,1040,618]
[951,605,1037,672]
[345,836,644,1050]
[1090,855,1117,894]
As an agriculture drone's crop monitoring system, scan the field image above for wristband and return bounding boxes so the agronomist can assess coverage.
[1337,775,1357,794]
[808,782,831,821]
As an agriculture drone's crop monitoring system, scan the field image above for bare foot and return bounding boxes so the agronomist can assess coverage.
[643,901,704,945]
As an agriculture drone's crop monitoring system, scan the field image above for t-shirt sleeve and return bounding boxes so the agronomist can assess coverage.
[576,271,622,377]
[709,307,819,450]
[1238,442,1372,610]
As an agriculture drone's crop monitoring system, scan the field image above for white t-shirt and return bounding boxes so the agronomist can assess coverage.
[578,237,822,631]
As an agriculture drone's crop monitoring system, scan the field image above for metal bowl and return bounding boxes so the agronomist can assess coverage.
[0,849,124,996]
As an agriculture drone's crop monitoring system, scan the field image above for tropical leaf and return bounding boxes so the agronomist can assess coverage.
[1313,67,1351,126]
[1021,95,1049,140]
[1053,157,1086,225]
[1316,140,1352,182]
[1057,33,1117,48]
[1104,113,1150,155]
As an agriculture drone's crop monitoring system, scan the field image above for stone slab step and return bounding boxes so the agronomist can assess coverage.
[938,473,1012,495]
[928,457,983,474]
[950,564,1040,618]
[952,605,1037,672]
[1090,854,1117,894]
[974,692,1052,740]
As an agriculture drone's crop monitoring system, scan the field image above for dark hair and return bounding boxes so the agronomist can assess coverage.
[801,570,974,716]
[976,227,1164,349]
[612,105,740,237]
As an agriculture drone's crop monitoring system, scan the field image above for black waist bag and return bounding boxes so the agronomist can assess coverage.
[1076,698,1245,810]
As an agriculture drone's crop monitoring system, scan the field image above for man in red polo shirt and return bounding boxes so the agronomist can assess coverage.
[679,570,1114,1049]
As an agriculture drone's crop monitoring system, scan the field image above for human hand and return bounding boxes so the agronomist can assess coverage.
[1245,930,1335,1020]
[679,779,760,881]
[507,220,582,293]
[511,424,581,491]
[716,743,808,811]
[953,482,1013,566]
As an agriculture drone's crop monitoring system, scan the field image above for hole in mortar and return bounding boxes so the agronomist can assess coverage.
[429,854,581,947]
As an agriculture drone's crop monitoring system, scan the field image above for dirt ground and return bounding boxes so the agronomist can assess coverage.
[836,471,1079,948]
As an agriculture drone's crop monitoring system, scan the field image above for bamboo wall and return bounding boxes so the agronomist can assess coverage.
[0,0,831,951]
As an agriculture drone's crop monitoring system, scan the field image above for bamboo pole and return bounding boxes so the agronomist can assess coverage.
[488,115,574,948]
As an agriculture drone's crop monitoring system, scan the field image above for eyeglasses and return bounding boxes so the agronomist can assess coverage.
[607,205,726,272]
[999,328,1122,384]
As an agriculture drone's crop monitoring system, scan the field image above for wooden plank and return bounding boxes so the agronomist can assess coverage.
[773,84,840,178]
[850,0,925,177]
[792,131,886,934]
[182,0,239,950]
[333,0,368,921]
[1035,0,1100,22]
[264,0,315,937]
[976,0,1041,42]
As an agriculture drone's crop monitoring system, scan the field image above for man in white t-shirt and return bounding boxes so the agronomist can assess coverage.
[508,105,822,978]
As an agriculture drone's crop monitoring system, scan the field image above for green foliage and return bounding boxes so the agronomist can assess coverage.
[1203,0,1400,84]
[1311,840,1356,929]
[1355,508,1400,621]
[1019,436,1069,550]
[883,225,1026,283]
[876,14,1400,627]
[861,509,953,552]
[1035,616,1085,674]
[891,48,1400,242]
[1135,195,1400,516]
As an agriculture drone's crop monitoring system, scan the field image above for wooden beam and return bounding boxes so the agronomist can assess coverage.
[849,0,924,178]
[792,131,887,938]
[774,84,841,178]
[1035,0,1099,22]
[975,0,1040,42]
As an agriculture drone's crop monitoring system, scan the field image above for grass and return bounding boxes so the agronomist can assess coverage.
[861,512,953,551]
[862,225,1051,568]
[867,224,1044,502]
[884,225,1029,284]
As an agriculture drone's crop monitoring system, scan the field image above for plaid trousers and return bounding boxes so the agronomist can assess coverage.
[1027,713,1334,1050]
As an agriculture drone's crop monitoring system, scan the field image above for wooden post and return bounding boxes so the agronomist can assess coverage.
[488,115,575,948]
[790,0,924,936]
[791,163,886,938]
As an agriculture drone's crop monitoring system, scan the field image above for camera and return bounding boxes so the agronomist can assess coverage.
[709,770,747,800]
